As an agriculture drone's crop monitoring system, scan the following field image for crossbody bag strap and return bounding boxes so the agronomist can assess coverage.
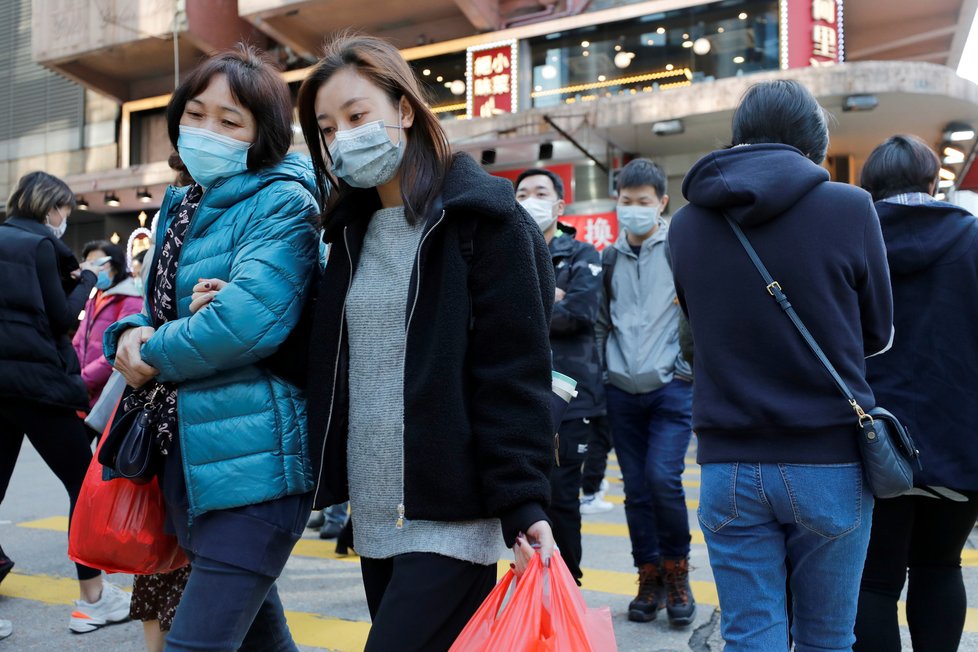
[723,215,873,426]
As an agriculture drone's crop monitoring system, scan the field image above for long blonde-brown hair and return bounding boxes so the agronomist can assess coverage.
[297,33,452,225]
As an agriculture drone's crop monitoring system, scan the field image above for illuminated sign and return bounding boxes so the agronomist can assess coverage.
[780,0,844,69]
[467,40,518,119]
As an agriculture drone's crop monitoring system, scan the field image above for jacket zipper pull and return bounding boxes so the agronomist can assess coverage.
[396,503,405,529]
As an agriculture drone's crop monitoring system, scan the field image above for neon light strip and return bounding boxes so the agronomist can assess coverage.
[431,102,467,114]
[779,0,789,69]
[530,68,692,98]
[837,0,845,62]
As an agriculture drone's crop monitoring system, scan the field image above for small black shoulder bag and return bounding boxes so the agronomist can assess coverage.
[724,216,920,498]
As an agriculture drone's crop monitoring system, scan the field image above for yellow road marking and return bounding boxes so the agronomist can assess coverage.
[18,516,69,531]
[602,494,699,510]
[1,572,368,651]
[580,522,706,545]
[603,477,700,488]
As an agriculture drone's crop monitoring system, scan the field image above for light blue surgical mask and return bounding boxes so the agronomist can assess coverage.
[328,113,404,189]
[177,125,251,188]
[96,270,113,291]
[617,204,660,236]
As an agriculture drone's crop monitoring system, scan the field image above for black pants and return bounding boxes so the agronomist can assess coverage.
[580,415,612,495]
[0,400,101,580]
[855,492,978,652]
[360,553,496,652]
[547,417,590,584]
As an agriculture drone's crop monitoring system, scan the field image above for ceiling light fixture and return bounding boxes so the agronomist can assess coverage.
[104,192,120,207]
[136,188,152,203]
[842,94,878,112]
[652,119,684,136]
[76,196,89,210]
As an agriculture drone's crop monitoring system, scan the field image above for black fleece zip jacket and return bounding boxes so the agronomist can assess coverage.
[306,153,556,547]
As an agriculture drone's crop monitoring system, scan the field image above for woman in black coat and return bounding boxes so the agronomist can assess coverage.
[0,171,131,633]
[296,34,556,651]
[854,135,978,651]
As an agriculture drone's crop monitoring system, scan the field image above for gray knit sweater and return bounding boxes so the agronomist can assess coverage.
[345,205,503,565]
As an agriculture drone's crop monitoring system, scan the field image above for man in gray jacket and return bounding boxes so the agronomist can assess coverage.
[595,158,695,627]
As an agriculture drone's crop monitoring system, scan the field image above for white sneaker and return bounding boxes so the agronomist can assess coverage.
[597,478,610,498]
[69,580,131,634]
[580,493,614,514]
[0,619,11,640]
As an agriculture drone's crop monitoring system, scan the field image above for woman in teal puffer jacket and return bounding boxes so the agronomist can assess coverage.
[103,45,319,651]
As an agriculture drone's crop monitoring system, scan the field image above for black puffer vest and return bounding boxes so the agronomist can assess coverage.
[0,217,88,410]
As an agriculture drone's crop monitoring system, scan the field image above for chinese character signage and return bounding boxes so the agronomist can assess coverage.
[467,40,518,119]
[563,212,619,251]
[781,0,844,69]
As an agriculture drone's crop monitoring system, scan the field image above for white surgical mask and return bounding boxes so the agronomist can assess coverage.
[328,113,405,189]
[520,197,558,233]
[617,204,660,236]
[46,207,68,239]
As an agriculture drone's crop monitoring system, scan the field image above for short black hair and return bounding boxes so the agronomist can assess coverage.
[618,158,667,198]
[732,80,829,164]
[6,171,75,223]
[167,44,293,173]
[515,168,564,200]
[860,135,941,202]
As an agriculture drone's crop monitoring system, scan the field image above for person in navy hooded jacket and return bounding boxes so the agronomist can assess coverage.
[853,135,978,652]
[668,80,894,651]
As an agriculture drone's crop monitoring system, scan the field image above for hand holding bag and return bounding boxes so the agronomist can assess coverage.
[97,383,163,482]
[724,216,921,498]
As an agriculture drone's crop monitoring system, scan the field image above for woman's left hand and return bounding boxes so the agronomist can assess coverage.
[513,519,555,577]
[190,278,228,314]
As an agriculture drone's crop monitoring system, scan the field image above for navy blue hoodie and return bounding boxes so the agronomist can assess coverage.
[669,144,893,464]
[867,199,978,491]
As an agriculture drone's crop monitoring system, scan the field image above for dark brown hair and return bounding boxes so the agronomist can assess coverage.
[7,171,75,223]
[860,135,941,202]
[166,44,293,172]
[297,33,452,224]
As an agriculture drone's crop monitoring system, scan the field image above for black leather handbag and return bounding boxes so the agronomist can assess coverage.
[97,384,162,482]
[724,216,921,498]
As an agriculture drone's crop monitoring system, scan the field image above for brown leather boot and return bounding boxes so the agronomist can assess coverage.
[662,557,696,626]
[627,562,666,622]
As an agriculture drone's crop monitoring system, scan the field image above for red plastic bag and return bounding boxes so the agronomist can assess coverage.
[450,551,617,652]
[68,406,187,575]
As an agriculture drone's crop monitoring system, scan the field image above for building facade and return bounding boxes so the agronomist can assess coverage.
[7,0,978,254]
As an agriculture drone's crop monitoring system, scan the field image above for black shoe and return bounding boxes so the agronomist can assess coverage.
[306,510,325,530]
[663,557,697,627]
[335,520,354,556]
[0,556,14,586]
[319,520,344,540]
[628,563,666,622]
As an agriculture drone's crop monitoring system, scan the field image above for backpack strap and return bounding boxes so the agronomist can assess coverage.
[601,245,618,307]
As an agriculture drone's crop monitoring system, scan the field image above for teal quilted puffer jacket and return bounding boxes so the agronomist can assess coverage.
[104,153,320,519]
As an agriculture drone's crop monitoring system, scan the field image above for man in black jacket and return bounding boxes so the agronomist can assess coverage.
[515,168,605,584]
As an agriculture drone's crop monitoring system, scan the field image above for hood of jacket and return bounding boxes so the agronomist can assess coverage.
[682,144,830,228]
[204,152,319,210]
[549,223,580,257]
[875,200,978,275]
[103,276,142,298]
[325,152,512,240]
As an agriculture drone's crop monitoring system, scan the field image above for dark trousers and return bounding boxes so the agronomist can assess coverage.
[360,553,497,652]
[0,400,100,581]
[606,381,693,566]
[547,417,591,583]
[166,552,296,652]
[855,492,978,652]
[580,415,612,496]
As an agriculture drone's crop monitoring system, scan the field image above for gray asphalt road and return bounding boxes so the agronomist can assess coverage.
[1,440,976,651]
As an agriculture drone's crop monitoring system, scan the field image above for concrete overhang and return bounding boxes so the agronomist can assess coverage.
[442,61,978,177]
[32,0,268,102]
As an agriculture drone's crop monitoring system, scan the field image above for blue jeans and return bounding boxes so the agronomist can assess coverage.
[165,553,297,652]
[699,462,873,651]
[606,380,693,566]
